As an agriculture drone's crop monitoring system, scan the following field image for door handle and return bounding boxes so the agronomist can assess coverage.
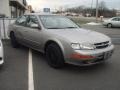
[25,31,28,32]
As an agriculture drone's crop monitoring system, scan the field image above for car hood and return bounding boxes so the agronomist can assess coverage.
[47,28,111,44]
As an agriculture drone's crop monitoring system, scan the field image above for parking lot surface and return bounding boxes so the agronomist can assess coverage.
[0,40,28,90]
[0,25,120,90]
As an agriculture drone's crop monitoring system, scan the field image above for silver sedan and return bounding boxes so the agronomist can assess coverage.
[103,17,120,28]
[8,13,114,68]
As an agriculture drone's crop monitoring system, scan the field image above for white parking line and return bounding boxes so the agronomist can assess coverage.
[28,49,34,90]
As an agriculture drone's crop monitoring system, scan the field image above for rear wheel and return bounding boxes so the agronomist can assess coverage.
[107,23,112,28]
[10,32,19,48]
[45,43,65,68]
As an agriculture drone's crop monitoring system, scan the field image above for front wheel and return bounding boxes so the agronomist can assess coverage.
[10,32,19,48]
[45,43,65,68]
[107,23,112,28]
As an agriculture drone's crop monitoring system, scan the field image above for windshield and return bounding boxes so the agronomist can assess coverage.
[39,15,79,29]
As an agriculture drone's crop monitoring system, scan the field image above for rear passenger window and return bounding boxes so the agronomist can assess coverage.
[15,15,28,26]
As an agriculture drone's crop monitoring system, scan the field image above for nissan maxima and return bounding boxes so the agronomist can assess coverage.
[8,13,114,68]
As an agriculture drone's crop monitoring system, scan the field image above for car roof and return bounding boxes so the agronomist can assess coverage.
[112,17,120,18]
[24,13,58,16]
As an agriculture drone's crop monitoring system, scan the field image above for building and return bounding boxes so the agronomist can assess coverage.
[116,10,120,16]
[26,5,33,13]
[43,8,50,13]
[0,0,27,18]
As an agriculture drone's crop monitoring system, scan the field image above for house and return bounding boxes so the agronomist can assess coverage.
[0,0,27,18]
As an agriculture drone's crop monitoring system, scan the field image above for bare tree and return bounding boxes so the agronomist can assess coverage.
[65,3,116,17]
[99,1,107,10]
[98,1,107,16]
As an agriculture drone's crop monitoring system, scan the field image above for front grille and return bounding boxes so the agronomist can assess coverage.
[94,41,109,49]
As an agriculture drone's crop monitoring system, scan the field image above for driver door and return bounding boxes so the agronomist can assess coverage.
[112,18,120,27]
[23,15,43,50]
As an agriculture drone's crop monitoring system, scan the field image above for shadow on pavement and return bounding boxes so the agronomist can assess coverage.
[32,49,111,74]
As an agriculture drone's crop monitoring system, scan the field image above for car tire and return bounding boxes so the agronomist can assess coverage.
[10,32,19,48]
[107,23,112,28]
[45,43,65,68]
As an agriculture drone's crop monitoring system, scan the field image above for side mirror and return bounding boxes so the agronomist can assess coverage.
[30,23,39,28]
[76,23,81,27]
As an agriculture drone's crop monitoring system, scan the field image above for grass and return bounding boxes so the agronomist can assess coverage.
[70,17,101,25]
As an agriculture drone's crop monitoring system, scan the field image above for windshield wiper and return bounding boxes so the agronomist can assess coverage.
[47,27,77,29]
[47,27,64,29]
[65,27,77,28]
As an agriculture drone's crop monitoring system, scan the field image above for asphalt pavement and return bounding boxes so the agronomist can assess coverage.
[32,45,120,90]
[0,25,120,90]
[0,40,28,90]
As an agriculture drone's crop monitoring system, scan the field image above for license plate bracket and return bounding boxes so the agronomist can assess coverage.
[104,51,112,60]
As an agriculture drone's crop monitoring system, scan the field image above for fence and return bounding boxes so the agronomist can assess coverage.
[0,18,16,39]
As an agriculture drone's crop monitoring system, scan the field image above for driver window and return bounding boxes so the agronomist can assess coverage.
[118,18,120,21]
[112,18,119,21]
[27,15,39,28]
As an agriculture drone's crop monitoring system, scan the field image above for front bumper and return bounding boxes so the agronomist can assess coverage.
[0,44,4,65]
[102,22,108,26]
[66,45,114,66]
[0,59,4,65]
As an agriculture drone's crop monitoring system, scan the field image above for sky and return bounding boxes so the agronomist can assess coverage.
[27,0,120,11]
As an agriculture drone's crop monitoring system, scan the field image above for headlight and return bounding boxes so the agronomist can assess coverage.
[80,43,95,50]
[71,43,80,50]
[109,40,112,46]
[71,43,95,50]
